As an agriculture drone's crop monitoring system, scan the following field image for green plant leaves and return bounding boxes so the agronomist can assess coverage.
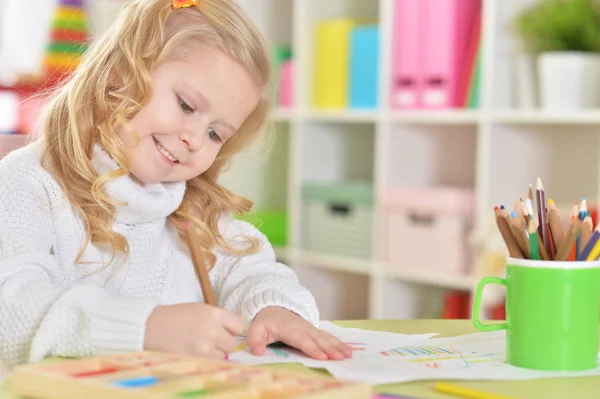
[514,0,600,52]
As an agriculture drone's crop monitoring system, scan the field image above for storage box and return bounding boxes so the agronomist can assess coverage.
[381,187,475,274]
[302,181,373,259]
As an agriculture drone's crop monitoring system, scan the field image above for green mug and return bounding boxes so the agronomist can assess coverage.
[472,257,600,371]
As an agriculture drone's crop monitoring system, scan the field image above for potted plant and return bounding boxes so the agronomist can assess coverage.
[514,0,600,110]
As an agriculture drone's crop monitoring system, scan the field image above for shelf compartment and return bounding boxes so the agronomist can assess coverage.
[384,124,477,189]
[293,260,371,320]
[301,121,375,183]
[487,124,600,212]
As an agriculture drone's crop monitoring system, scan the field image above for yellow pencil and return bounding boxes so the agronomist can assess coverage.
[434,382,517,399]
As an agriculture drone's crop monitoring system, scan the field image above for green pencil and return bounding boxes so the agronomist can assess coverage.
[528,219,540,260]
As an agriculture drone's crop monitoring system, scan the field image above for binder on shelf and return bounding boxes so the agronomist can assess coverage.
[390,0,423,109]
[349,25,380,109]
[272,45,292,104]
[421,0,480,108]
[278,60,294,108]
[467,44,482,108]
[457,9,481,107]
[313,19,356,109]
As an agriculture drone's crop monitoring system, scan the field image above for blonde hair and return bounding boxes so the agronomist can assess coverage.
[41,0,271,271]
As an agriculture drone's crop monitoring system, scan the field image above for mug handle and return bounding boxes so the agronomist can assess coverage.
[472,276,507,331]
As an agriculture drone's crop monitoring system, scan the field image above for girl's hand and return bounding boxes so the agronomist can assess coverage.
[247,306,353,361]
[144,303,244,359]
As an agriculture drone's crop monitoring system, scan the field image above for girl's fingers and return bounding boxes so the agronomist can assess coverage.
[281,329,327,360]
[312,330,353,359]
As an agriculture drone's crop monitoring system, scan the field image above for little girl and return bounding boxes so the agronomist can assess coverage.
[0,0,352,376]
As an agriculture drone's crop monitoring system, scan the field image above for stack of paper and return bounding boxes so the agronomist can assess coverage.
[228,321,438,367]
[229,323,600,385]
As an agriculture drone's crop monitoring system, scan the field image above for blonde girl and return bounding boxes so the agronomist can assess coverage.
[0,0,352,376]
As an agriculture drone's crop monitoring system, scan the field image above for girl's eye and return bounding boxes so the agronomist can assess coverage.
[177,96,194,114]
[208,128,222,143]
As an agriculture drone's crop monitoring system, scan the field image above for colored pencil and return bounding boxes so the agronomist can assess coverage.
[577,224,600,261]
[535,177,549,253]
[510,210,530,259]
[518,198,528,226]
[182,221,218,306]
[546,223,556,259]
[547,199,564,249]
[494,207,524,259]
[580,215,593,251]
[434,382,517,399]
[555,212,585,261]
[527,184,534,203]
[528,219,540,260]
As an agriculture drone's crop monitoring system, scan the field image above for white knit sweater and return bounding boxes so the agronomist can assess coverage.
[0,140,319,378]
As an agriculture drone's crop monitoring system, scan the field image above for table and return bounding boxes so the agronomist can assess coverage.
[1,319,598,399]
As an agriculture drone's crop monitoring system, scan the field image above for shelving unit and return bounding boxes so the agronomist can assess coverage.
[3,0,599,321]
[222,0,600,321]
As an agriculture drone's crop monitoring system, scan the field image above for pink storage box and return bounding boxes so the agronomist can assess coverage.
[380,187,475,275]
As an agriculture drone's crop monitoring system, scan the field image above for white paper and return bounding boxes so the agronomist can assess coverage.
[322,330,600,385]
[227,321,438,367]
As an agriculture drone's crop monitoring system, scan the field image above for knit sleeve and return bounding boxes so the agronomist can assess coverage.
[212,217,319,327]
[0,157,158,372]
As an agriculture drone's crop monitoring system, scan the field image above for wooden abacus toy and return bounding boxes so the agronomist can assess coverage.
[11,351,372,399]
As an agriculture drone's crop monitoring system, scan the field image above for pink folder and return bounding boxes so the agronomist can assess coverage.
[421,0,480,108]
[390,0,423,109]
[279,60,294,108]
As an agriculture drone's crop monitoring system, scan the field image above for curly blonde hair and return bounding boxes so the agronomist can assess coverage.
[40,0,271,271]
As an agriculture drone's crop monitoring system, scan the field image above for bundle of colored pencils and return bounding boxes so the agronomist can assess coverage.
[494,177,600,261]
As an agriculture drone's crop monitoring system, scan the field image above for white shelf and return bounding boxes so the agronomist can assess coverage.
[294,251,373,276]
[390,110,481,125]
[491,110,600,125]
[302,109,380,123]
[377,265,477,292]
[276,246,476,291]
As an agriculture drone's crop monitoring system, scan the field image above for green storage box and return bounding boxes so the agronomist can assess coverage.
[236,210,287,247]
[301,181,374,259]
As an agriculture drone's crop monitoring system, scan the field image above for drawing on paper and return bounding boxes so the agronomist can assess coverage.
[380,344,505,370]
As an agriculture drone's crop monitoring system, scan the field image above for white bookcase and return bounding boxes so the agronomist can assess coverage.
[221,0,600,321]
[3,0,599,321]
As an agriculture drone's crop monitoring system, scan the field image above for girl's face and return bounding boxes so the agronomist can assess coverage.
[117,47,260,184]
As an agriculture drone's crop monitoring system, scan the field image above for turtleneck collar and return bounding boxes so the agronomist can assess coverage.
[90,144,187,225]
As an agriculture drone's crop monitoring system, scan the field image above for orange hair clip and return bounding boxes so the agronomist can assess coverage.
[172,0,198,9]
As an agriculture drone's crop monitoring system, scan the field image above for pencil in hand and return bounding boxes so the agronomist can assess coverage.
[182,221,218,306]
